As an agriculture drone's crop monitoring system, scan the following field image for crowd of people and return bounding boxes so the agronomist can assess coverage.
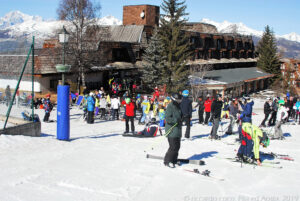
[4,82,297,169]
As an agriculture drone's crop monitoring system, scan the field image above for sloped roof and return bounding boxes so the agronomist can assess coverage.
[106,25,144,43]
[193,67,273,85]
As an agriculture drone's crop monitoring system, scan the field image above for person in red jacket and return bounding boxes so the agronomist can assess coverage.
[152,87,160,101]
[124,97,135,133]
[204,94,212,124]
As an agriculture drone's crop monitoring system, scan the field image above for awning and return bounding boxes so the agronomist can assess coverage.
[191,67,273,88]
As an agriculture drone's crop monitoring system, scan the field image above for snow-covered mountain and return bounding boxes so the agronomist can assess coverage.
[0,10,122,40]
[281,32,300,43]
[201,18,300,43]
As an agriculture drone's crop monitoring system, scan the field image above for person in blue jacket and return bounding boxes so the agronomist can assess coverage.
[238,96,254,140]
[87,92,95,124]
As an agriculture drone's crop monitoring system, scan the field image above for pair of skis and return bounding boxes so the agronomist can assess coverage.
[146,154,224,181]
[260,152,294,161]
[219,156,283,169]
[146,154,205,166]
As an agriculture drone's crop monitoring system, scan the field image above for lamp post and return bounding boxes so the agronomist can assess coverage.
[56,26,70,85]
[56,26,71,141]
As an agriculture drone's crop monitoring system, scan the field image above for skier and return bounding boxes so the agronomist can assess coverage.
[204,94,212,125]
[210,94,223,140]
[87,92,95,124]
[221,97,230,119]
[140,96,150,124]
[260,97,272,127]
[137,118,162,137]
[164,93,183,168]
[124,97,135,134]
[238,96,254,141]
[158,105,166,127]
[111,95,120,120]
[269,97,278,126]
[180,90,192,139]
[272,100,288,140]
[163,96,171,109]
[43,94,53,122]
[237,122,270,166]
[99,95,107,119]
[194,96,204,124]
[226,98,239,135]
[95,95,100,116]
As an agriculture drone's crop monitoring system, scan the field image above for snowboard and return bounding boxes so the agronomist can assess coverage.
[146,154,205,166]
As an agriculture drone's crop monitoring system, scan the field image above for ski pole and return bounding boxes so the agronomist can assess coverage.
[144,123,178,153]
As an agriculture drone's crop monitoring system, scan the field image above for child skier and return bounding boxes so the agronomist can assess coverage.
[237,122,270,166]
[158,105,166,127]
[87,92,95,124]
[140,96,150,124]
[43,94,53,122]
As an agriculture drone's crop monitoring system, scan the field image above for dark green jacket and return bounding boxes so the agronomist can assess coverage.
[165,101,182,138]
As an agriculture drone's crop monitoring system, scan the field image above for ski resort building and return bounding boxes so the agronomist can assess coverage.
[0,4,273,98]
[280,58,300,95]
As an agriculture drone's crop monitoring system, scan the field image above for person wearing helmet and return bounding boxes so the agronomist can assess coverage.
[163,96,171,108]
[237,122,270,165]
[180,90,192,139]
[124,97,135,134]
[164,93,183,168]
[137,118,162,137]
[210,94,223,140]
[272,100,288,139]
[87,92,95,124]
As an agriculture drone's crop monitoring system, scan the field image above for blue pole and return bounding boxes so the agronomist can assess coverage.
[57,85,70,140]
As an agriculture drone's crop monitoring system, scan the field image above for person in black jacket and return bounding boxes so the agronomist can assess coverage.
[194,96,204,124]
[260,97,272,127]
[180,90,193,139]
[210,94,223,140]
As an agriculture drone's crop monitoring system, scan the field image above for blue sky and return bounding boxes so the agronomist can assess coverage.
[0,0,299,35]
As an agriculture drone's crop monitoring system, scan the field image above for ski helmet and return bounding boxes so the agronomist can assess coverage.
[182,90,189,97]
[278,100,285,105]
[125,97,131,104]
[261,132,270,148]
[171,93,182,103]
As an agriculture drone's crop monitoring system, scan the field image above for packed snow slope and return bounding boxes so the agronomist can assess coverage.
[0,97,299,201]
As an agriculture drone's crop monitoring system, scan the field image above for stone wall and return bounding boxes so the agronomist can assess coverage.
[0,115,41,137]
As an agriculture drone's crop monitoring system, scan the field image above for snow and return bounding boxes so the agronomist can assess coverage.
[281,32,300,43]
[0,95,299,200]
[201,18,300,43]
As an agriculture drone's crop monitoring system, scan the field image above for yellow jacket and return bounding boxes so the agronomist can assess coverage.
[242,123,264,159]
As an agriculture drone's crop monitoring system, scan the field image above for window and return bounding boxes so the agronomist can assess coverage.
[50,80,58,89]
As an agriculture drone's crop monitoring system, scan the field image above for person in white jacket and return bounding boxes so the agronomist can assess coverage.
[111,95,120,120]
[99,96,107,119]
[273,100,288,139]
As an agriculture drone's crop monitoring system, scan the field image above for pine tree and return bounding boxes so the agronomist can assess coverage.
[159,0,191,93]
[141,28,166,89]
[257,25,280,81]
